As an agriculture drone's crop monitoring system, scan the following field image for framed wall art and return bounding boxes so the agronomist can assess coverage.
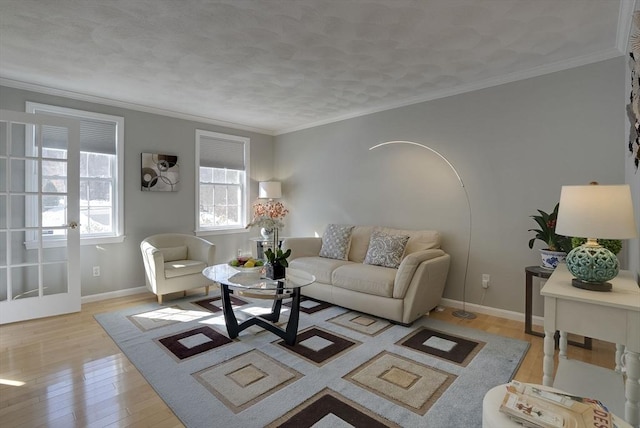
[141,153,180,191]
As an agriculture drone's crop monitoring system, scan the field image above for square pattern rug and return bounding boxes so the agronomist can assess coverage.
[95,294,529,427]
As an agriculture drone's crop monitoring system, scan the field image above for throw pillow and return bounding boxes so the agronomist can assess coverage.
[364,230,410,268]
[159,245,188,262]
[319,224,355,260]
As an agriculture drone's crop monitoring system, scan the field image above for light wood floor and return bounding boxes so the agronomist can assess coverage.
[0,292,615,428]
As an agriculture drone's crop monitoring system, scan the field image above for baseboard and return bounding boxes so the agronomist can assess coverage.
[439,298,543,327]
[81,286,148,304]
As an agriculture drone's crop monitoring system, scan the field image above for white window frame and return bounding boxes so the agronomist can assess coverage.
[25,102,125,247]
[195,130,250,235]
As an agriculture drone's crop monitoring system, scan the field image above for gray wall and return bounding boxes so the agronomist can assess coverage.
[275,57,630,315]
[1,85,275,297]
[3,56,636,314]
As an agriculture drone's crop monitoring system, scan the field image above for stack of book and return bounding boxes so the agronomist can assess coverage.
[499,381,612,428]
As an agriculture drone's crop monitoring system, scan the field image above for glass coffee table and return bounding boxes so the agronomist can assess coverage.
[202,264,315,345]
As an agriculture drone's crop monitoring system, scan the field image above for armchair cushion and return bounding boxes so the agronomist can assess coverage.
[164,260,207,278]
[159,245,188,262]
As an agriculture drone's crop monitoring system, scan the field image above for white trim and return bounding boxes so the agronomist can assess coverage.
[195,130,251,234]
[81,286,147,304]
[1,78,275,136]
[617,0,638,52]
[276,48,624,135]
[439,297,542,327]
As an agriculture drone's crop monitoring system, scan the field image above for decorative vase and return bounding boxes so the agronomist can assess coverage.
[539,249,567,269]
[261,227,273,241]
[265,262,285,280]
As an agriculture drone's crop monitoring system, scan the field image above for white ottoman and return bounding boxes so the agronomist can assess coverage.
[482,384,632,428]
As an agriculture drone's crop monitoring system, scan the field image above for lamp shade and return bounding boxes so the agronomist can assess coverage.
[258,181,282,199]
[555,184,638,239]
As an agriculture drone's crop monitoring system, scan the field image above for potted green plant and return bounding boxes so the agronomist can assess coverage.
[263,247,291,280]
[528,203,572,269]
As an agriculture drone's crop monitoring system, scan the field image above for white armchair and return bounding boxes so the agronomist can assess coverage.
[140,233,216,304]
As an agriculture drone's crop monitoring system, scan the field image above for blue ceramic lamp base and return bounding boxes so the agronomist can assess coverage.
[565,243,618,292]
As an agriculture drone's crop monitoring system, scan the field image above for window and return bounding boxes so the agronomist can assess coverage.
[196,130,250,234]
[26,102,124,245]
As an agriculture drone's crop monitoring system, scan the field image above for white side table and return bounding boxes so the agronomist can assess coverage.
[541,264,640,426]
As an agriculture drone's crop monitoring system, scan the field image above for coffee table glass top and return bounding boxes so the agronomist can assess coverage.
[202,264,315,291]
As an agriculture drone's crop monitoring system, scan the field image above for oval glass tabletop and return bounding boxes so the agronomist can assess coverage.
[202,264,315,290]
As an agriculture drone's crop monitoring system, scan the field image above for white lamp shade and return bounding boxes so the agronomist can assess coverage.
[555,184,638,239]
[258,181,282,199]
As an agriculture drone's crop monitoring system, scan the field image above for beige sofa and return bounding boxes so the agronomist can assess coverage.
[283,226,450,325]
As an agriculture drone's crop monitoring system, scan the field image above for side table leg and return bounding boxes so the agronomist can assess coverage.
[525,271,534,334]
[543,329,555,387]
[616,344,625,373]
[624,350,640,427]
[558,331,567,359]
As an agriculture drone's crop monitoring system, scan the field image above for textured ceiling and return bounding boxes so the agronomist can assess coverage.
[0,0,631,134]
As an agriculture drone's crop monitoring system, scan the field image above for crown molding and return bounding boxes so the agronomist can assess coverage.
[276,47,624,135]
[0,78,276,136]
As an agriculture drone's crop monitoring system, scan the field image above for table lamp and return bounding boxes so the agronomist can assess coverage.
[555,183,638,291]
[259,181,282,200]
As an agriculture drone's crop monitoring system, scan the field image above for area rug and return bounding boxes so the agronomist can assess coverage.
[95,292,529,428]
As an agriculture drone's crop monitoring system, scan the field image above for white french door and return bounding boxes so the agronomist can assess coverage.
[0,110,80,324]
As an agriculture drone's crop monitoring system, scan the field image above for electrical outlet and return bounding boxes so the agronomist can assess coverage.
[93,266,100,277]
[482,274,490,289]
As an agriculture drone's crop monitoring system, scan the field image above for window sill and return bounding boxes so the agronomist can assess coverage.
[195,228,251,237]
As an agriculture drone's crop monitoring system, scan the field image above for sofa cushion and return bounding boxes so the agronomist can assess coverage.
[377,227,441,255]
[319,224,355,260]
[289,257,353,284]
[332,264,396,297]
[159,245,188,262]
[348,226,374,262]
[164,260,207,278]
[364,230,410,268]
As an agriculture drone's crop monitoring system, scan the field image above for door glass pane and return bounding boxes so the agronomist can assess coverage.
[0,121,6,156]
[10,194,38,228]
[11,265,39,300]
[11,231,37,264]
[43,195,66,231]
[0,268,7,302]
[43,263,67,295]
[0,195,6,229]
[11,123,27,157]
[10,158,39,192]
[0,231,6,267]
[42,125,68,154]
[42,160,67,192]
[0,159,5,192]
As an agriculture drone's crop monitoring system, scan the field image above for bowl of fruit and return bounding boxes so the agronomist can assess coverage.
[228,256,264,273]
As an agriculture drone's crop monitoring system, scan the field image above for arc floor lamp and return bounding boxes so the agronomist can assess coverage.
[369,141,475,319]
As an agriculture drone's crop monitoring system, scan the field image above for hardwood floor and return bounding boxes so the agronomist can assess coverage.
[0,293,615,427]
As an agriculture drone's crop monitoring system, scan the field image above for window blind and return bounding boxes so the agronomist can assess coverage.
[41,118,117,155]
[199,135,245,170]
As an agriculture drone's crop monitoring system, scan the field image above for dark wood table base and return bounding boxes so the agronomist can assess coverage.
[525,266,592,350]
[219,281,302,345]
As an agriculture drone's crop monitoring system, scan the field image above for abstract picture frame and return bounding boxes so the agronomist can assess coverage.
[141,153,180,191]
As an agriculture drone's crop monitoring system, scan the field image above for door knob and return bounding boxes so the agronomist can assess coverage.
[68,221,79,229]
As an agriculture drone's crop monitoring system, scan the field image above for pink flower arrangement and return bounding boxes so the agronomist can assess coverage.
[246,200,289,230]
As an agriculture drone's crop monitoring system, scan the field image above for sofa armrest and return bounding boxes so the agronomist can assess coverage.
[393,249,448,299]
[282,237,322,260]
